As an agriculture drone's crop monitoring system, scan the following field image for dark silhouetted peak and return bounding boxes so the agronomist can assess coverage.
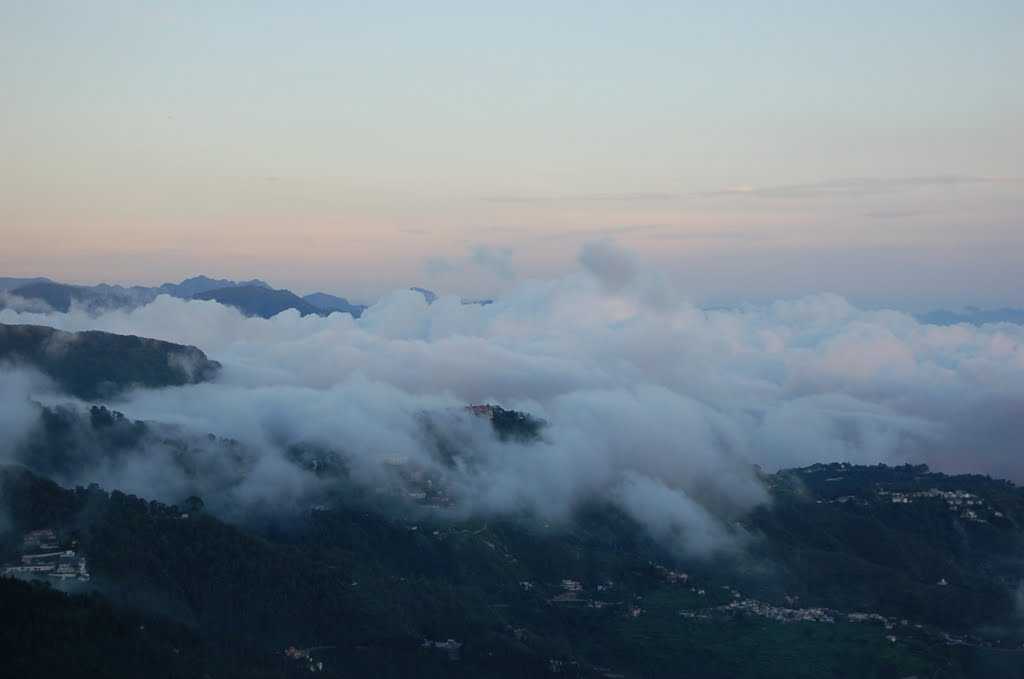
[467,403,545,441]
[302,292,366,318]
[0,276,53,291]
[192,285,324,318]
[5,281,154,313]
[410,287,438,304]
[159,275,271,299]
[8,282,83,313]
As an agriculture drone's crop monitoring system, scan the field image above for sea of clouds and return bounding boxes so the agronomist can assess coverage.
[2,242,1023,556]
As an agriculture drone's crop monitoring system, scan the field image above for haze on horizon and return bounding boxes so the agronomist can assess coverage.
[2,2,1022,310]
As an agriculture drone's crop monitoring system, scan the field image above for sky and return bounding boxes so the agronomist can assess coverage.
[2,1,1022,309]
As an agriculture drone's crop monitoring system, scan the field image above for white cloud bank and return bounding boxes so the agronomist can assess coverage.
[3,242,1023,556]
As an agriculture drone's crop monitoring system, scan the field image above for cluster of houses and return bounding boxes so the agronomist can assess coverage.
[684,595,911,628]
[650,562,689,584]
[381,457,455,508]
[466,404,496,420]
[815,483,1008,525]
[283,646,327,672]
[876,488,997,521]
[548,579,587,604]
[546,578,636,613]
[708,598,837,624]
[421,638,463,660]
[678,593,1008,649]
[848,612,904,629]
[0,529,90,583]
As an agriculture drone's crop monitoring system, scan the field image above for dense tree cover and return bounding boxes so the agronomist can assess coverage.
[3,462,1024,677]
[489,406,546,441]
[0,323,220,399]
[8,404,251,502]
[747,463,1024,627]
[4,396,1024,678]
[0,576,287,679]
[3,399,1023,678]
[14,402,541,504]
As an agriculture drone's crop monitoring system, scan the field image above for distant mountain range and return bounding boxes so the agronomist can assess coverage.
[0,276,53,291]
[4,276,1021,324]
[193,286,373,319]
[0,281,155,314]
[159,275,271,298]
[302,292,367,318]
[0,276,497,318]
[0,276,274,314]
[0,275,368,319]
[192,285,325,319]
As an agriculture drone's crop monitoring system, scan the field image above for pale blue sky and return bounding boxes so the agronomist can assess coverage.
[2,2,1021,307]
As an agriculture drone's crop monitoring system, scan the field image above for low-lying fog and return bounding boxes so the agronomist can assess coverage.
[3,242,1023,556]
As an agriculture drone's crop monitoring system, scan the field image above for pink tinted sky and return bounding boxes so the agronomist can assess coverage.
[2,3,1022,308]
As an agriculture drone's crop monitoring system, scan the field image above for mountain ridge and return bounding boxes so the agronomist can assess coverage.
[3,458,1022,677]
[192,285,326,318]
[1,275,368,319]
[0,322,220,399]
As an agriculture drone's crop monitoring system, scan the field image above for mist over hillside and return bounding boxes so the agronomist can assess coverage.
[2,244,1023,676]
[3,243,1023,553]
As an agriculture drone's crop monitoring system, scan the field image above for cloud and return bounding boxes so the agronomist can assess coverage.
[470,246,515,280]
[422,256,458,275]
[578,240,639,293]
[539,225,765,244]
[0,291,54,313]
[862,209,930,220]
[482,192,680,204]
[646,229,765,241]
[3,241,1024,554]
[616,473,741,557]
[422,245,516,282]
[0,366,55,459]
[699,175,1021,200]
[540,224,665,241]
[578,240,678,310]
